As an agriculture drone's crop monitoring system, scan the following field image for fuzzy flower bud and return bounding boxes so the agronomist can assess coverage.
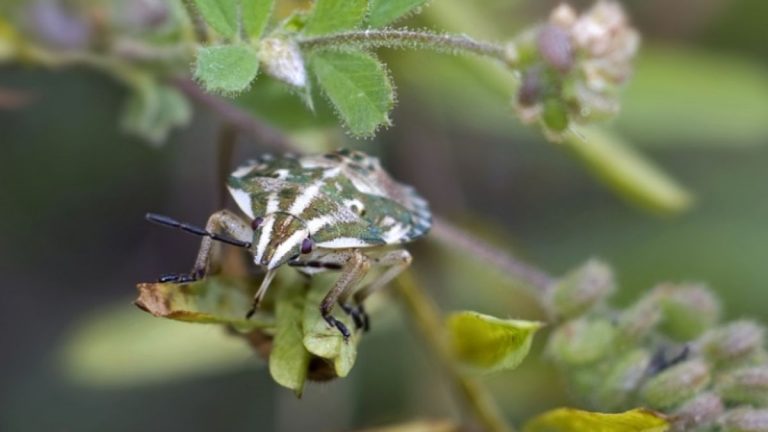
[511,1,639,137]
[258,38,307,88]
[717,366,768,406]
[640,358,711,409]
[700,320,765,366]
[655,282,721,341]
[671,392,724,432]
[617,292,662,342]
[548,259,615,319]
[720,408,768,432]
[594,349,651,410]
[548,318,616,366]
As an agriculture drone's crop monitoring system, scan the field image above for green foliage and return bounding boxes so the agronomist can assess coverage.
[120,81,191,145]
[310,50,394,136]
[241,0,274,38]
[194,44,260,93]
[447,311,541,373]
[192,0,238,38]
[367,0,429,27]
[523,408,669,432]
[303,0,367,36]
[269,282,311,396]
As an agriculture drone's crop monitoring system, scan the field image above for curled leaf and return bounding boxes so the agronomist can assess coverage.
[523,407,669,432]
[447,311,541,373]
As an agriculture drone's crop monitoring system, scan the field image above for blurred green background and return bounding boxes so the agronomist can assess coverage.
[2,0,768,430]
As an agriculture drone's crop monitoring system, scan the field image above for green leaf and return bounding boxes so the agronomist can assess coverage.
[135,276,273,331]
[563,127,693,215]
[303,0,367,36]
[242,0,274,38]
[192,0,238,38]
[618,47,768,148]
[523,408,669,432]
[367,0,428,27]
[194,44,259,94]
[59,301,257,387]
[121,81,191,145]
[310,50,394,137]
[302,275,360,377]
[447,311,541,373]
[269,283,311,396]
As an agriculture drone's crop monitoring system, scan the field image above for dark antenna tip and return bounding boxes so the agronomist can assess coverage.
[144,212,252,249]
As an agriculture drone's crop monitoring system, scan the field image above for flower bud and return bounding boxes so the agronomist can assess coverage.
[720,408,768,432]
[594,349,651,410]
[655,283,720,341]
[258,38,307,88]
[717,366,768,406]
[617,293,662,342]
[670,392,723,431]
[548,259,615,319]
[537,24,573,73]
[640,359,710,409]
[701,320,765,366]
[548,318,616,366]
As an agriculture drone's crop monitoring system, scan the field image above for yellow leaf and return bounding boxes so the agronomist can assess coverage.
[523,408,669,432]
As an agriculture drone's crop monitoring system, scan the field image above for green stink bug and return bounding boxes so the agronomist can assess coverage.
[147,149,432,339]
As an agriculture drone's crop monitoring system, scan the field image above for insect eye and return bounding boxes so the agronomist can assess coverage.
[251,216,264,230]
[301,237,314,254]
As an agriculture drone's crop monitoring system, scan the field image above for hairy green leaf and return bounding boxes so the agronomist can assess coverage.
[194,45,259,94]
[121,81,191,145]
[303,0,367,36]
[368,0,429,28]
[135,276,272,331]
[192,0,238,38]
[302,276,360,377]
[269,283,311,396]
[563,127,693,215]
[60,301,256,387]
[447,311,541,373]
[310,50,394,137]
[242,0,273,38]
[523,408,669,432]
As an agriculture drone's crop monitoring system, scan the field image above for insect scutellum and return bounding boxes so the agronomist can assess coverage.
[149,149,432,340]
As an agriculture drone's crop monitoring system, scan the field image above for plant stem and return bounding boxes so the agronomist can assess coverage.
[299,29,511,65]
[395,271,514,432]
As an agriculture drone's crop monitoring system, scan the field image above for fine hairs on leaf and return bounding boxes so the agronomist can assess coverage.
[194,44,260,94]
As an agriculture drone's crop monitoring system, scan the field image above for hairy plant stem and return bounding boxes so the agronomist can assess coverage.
[395,271,514,432]
[299,29,511,65]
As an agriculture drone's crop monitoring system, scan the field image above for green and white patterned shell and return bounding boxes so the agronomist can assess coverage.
[227,149,432,256]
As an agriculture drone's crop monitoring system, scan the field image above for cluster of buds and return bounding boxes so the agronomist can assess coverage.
[509,1,640,138]
[544,260,768,431]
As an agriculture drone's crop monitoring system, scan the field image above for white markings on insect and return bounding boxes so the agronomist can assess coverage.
[343,198,365,215]
[228,186,255,219]
[266,192,280,214]
[274,169,290,179]
[288,181,322,214]
[317,237,374,248]
[382,223,409,243]
[254,216,275,263]
[306,214,336,232]
[231,165,254,178]
[268,229,307,269]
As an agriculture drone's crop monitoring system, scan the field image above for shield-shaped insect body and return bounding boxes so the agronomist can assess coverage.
[147,149,432,339]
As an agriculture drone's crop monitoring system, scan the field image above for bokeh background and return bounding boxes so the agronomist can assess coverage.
[2,0,768,430]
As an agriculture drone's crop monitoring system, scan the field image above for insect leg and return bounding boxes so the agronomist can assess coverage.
[157,210,252,283]
[319,249,371,341]
[347,249,413,331]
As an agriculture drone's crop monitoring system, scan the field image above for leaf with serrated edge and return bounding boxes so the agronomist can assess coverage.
[302,275,359,377]
[192,0,237,38]
[310,50,394,137]
[194,45,259,94]
[448,311,541,373]
[241,0,273,38]
[135,276,272,331]
[523,408,669,432]
[368,0,428,27]
[269,283,311,396]
[303,0,367,36]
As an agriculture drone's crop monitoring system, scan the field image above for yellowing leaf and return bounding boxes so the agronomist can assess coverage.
[523,408,669,432]
[269,283,311,396]
[447,311,541,373]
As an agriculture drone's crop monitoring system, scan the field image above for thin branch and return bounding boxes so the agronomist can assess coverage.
[299,29,510,64]
[431,217,554,294]
[395,271,514,432]
[170,77,301,153]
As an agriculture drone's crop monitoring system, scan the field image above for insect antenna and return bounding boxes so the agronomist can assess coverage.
[145,213,252,248]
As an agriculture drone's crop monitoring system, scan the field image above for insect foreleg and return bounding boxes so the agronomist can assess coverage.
[319,249,371,340]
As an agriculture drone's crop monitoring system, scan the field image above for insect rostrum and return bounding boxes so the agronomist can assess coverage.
[149,149,432,340]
